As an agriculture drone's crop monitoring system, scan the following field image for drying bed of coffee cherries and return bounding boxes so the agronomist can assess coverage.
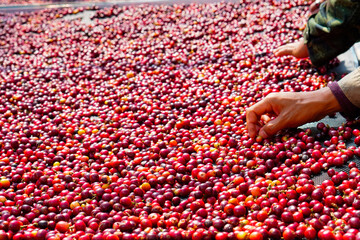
[1,0,104,6]
[1,1,360,240]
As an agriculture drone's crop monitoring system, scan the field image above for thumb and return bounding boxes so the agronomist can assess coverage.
[259,115,288,138]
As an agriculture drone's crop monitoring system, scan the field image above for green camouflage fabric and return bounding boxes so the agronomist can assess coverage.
[303,0,360,66]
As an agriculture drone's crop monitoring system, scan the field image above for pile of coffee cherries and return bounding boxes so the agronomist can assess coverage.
[0,1,360,240]
[1,0,103,6]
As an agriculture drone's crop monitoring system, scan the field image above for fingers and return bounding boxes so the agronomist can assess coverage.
[260,114,271,124]
[246,111,260,138]
[246,99,274,138]
[275,39,309,59]
[259,114,288,139]
[274,44,295,57]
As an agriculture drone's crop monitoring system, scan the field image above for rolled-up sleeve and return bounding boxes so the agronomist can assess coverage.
[303,0,360,66]
[328,67,360,118]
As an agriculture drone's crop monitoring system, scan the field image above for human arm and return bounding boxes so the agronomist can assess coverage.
[274,38,309,59]
[275,0,360,66]
[246,87,341,138]
[246,67,360,138]
[304,0,360,66]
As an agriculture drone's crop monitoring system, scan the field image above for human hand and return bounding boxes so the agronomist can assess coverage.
[274,38,309,59]
[246,88,342,138]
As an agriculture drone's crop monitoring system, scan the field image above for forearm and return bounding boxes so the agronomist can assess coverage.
[328,67,360,118]
[310,87,342,117]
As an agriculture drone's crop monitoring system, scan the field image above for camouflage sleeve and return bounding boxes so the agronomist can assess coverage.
[303,0,360,66]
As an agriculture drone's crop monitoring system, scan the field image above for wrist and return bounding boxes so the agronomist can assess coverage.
[315,87,342,114]
[298,87,341,121]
